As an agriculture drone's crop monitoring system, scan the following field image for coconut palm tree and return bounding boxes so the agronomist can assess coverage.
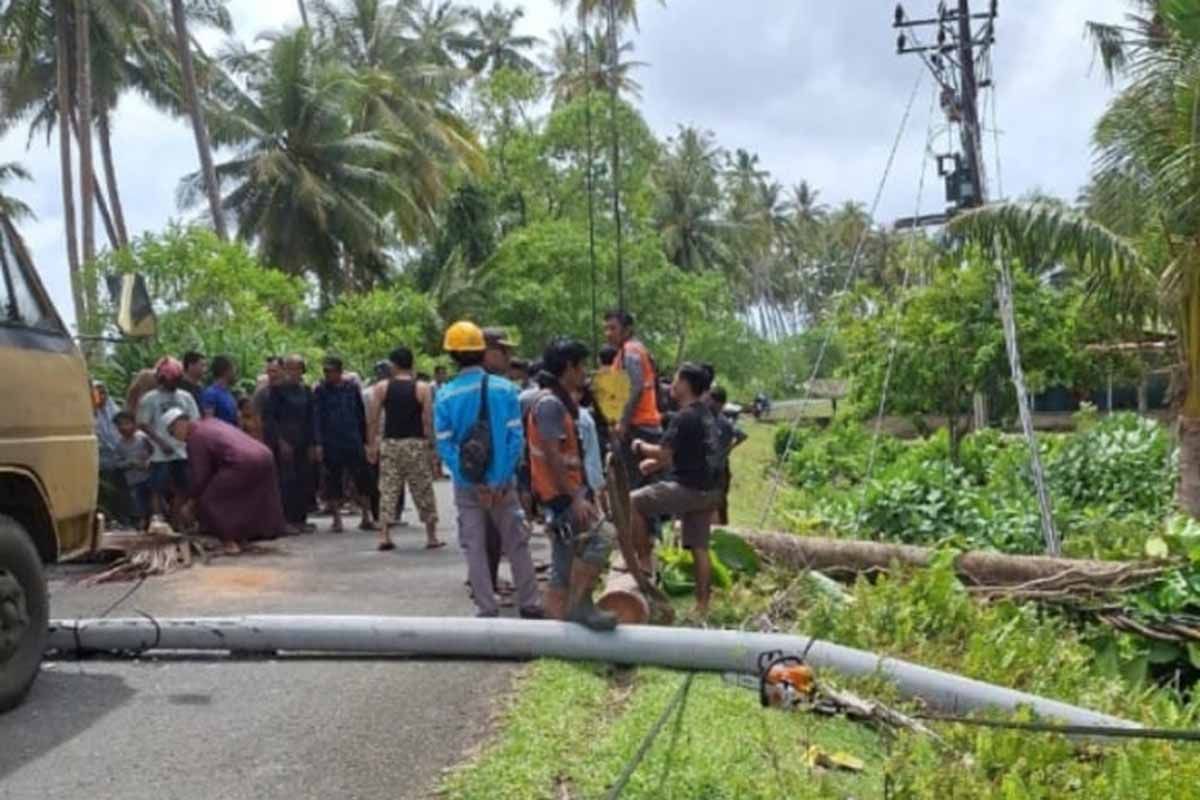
[0,0,230,252]
[948,2,1200,510]
[785,180,827,227]
[544,26,643,106]
[192,30,397,295]
[653,125,728,273]
[404,0,474,69]
[554,0,663,309]
[196,27,477,300]
[0,162,33,222]
[464,2,538,75]
[315,0,481,228]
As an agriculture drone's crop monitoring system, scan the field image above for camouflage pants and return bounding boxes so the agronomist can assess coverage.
[379,438,438,526]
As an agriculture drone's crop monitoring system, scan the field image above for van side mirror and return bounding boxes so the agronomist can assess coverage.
[106,273,156,338]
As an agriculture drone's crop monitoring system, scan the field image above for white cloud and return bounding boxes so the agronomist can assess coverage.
[0,0,1132,331]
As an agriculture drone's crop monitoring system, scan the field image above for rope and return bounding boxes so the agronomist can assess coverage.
[995,239,1061,555]
[607,673,695,800]
[981,54,1059,554]
[916,712,1200,744]
[852,83,939,536]
[757,67,926,529]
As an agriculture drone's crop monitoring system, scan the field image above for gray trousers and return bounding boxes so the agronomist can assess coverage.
[454,485,542,616]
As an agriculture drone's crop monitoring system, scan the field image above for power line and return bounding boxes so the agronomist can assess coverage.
[757,68,926,530]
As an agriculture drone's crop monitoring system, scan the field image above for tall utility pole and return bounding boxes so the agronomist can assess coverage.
[605,0,626,312]
[955,0,984,209]
[894,0,996,218]
[894,0,1061,556]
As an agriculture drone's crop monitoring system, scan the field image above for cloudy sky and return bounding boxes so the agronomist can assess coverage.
[0,0,1130,330]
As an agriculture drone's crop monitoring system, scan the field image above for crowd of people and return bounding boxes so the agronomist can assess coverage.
[91,311,746,622]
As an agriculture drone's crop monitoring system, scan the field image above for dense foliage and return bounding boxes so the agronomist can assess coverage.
[774,413,1177,555]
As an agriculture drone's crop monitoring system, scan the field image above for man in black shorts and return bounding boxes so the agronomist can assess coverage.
[629,363,722,616]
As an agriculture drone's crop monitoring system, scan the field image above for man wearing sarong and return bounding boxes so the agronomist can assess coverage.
[264,354,318,532]
[165,409,290,553]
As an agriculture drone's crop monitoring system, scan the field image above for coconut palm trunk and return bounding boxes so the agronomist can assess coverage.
[170,0,227,240]
[97,110,129,247]
[76,0,95,272]
[1178,281,1200,517]
[54,0,84,327]
[67,110,120,251]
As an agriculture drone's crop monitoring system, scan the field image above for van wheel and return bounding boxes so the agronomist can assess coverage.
[0,514,48,712]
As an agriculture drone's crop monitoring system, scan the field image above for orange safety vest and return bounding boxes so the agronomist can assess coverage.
[527,392,585,503]
[613,339,661,428]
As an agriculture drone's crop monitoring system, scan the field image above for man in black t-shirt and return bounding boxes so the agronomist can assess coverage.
[707,386,747,525]
[629,363,722,616]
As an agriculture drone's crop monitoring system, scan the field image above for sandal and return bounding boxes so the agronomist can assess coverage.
[424,540,447,550]
[378,541,396,552]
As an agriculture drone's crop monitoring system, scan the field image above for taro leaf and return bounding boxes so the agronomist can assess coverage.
[1145,537,1170,560]
[710,530,760,577]
[1148,640,1184,665]
[660,563,695,597]
[1189,643,1200,670]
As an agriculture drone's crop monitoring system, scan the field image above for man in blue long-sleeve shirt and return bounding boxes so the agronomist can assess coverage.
[435,321,543,619]
[314,355,379,534]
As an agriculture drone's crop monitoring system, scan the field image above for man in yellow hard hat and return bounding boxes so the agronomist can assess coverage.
[434,321,543,618]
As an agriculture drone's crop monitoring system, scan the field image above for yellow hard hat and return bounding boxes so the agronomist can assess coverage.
[443,320,487,353]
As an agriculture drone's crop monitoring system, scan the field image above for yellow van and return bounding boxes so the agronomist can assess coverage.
[0,213,97,710]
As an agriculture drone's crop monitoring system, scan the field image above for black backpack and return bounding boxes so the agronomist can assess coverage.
[459,375,492,483]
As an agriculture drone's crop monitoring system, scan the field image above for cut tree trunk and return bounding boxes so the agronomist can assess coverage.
[598,555,651,624]
[735,530,1164,596]
[54,0,83,327]
[171,0,228,240]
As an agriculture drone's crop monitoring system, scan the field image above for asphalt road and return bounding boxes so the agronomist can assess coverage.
[1,481,547,800]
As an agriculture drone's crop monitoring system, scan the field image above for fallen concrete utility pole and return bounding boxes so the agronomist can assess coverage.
[736,531,1165,598]
[47,615,1137,731]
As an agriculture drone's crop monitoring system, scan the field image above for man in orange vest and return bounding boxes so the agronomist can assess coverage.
[603,311,661,443]
[526,338,617,630]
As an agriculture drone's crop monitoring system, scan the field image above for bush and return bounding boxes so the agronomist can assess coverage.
[1047,413,1176,516]
[779,418,903,490]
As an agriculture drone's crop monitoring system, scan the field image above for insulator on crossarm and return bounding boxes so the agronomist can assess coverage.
[895,4,905,25]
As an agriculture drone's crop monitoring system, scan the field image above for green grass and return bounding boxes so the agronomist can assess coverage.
[441,661,885,800]
[727,420,801,531]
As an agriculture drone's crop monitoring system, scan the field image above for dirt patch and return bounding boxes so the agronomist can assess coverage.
[178,565,292,599]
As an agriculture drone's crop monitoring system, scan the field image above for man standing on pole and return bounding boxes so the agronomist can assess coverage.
[527,339,617,630]
[435,321,543,619]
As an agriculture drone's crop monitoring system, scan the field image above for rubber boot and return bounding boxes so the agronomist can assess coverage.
[565,560,618,631]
